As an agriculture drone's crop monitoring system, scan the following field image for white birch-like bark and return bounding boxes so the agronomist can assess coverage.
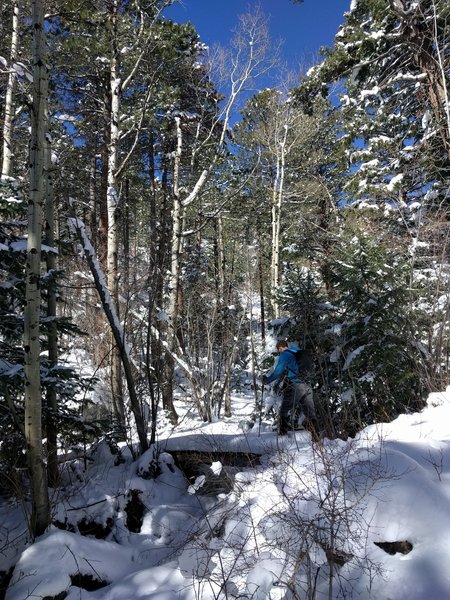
[1,0,20,177]
[180,8,276,212]
[107,0,125,425]
[162,116,184,424]
[270,121,288,319]
[107,2,120,305]
[167,117,183,338]
[216,215,225,303]
[24,0,50,538]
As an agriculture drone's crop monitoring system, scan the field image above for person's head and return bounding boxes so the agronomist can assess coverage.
[276,340,289,352]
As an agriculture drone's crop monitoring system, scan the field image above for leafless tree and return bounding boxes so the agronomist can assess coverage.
[161,7,277,421]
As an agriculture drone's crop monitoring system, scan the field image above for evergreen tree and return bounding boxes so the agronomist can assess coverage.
[280,231,429,437]
[293,0,450,402]
[297,0,450,205]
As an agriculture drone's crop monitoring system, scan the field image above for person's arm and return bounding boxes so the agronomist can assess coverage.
[265,353,288,384]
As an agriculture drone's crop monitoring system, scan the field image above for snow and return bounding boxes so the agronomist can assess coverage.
[8,240,27,251]
[4,387,450,599]
[360,158,380,170]
[0,359,22,377]
[387,172,404,191]
[343,344,366,369]
[360,86,380,100]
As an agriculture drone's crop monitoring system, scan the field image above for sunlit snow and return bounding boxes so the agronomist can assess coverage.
[3,385,450,599]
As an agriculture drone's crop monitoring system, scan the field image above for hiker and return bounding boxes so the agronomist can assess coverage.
[262,340,319,437]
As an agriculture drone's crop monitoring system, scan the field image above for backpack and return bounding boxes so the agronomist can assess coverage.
[287,348,314,382]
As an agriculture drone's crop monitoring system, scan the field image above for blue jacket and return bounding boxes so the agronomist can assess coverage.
[265,346,301,384]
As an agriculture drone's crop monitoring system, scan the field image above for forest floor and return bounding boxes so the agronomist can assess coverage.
[3,385,450,600]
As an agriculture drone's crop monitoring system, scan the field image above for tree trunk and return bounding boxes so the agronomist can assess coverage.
[88,154,97,248]
[146,135,164,440]
[24,0,50,538]
[162,116,184,425]
[67,208,149,454]
[269,110,288,319]
[270,159,280,319]
[257,227,266,344]
[44,138,59,488]
[1,0,19,177]
[107,0,126,428]
[98,107,109,269]
[214,215,225,303]
[123,177,130,288]
[417,45,450,160]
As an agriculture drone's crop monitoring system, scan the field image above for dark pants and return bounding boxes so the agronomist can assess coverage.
[279,380,317,434]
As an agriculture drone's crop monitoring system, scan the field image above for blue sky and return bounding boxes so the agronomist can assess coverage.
[165,0,349,73]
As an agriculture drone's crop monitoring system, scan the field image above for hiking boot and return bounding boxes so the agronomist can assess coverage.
[293,423,305,431]
[278,416,289,435]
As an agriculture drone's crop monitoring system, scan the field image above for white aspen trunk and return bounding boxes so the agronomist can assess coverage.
[107,5,120,305]
[88,155,97,244]
[270,156,281,319]
[162,116,184,424]
[24,0,50,538]
[1,0,20,177]
[168,120,183,328]
[270,123,288,319]
[216,215,225,304]
[107,0,125,427]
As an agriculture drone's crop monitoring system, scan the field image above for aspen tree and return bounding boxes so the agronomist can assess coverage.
[1,0,19,177]
[24,0,50,538]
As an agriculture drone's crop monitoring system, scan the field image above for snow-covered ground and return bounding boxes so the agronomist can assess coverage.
[3,386,450,599]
